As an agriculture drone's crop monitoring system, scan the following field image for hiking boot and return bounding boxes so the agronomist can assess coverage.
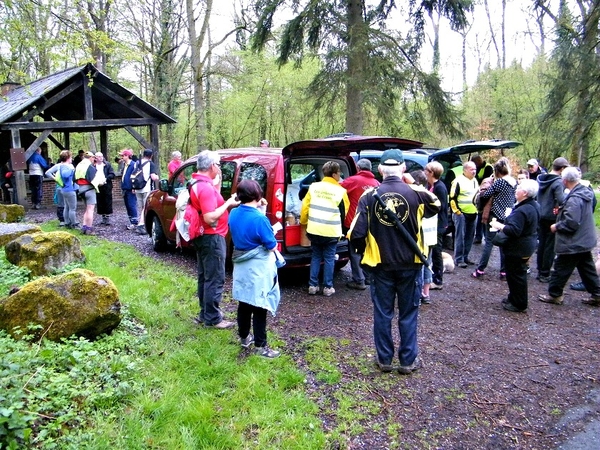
[240,333,254,348]
[471,269,485,279]
[322,287,335,297]
[136,225,147,235]
[537,275,551,283]
[255,345,280,358]
[430,283,443,290]
[308,286,319,295]
[538,294,564,305]
[570,282,586,291]
[398,357,422,375]
[346,281,367,290]
[582,296,600,306]
[502,302,526,313]
[209,320,235,329]
[375,357,394,373]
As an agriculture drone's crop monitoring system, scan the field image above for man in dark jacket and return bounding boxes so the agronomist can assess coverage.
[535,157,569,282]
[349,149,440,374]
[538,167,600,306]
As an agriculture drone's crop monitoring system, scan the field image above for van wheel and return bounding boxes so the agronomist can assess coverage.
[151,216,167,252]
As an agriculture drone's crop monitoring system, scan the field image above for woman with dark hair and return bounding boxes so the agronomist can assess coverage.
[94,152,116,225]
[472,157,517,280]
[228,179,281,358]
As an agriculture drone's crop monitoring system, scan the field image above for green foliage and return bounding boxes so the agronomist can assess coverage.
[0,250,30,296]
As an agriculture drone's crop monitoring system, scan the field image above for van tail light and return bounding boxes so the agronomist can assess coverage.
[273,182,285,243]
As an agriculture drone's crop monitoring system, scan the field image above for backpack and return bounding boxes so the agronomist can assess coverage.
[171,180,203,243]
[130,160,149,189]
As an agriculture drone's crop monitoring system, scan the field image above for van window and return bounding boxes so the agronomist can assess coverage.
[236,162,267,198]
[221,161,237,199]
[172,163,198,195]
[286,164,317,218]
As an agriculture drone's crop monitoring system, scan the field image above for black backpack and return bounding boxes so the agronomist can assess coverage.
[130,161,149,189]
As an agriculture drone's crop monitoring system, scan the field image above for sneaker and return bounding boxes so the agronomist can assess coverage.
[430,283,443,290]
[570,282,586,291]
[537,275,551,283]
[126,224,137,230]
[502,302,526,313]
[136,225,147,235]
[375,357,394,373]
[255,345,280,358]
[209,320,235,329]
[240,333,254,348]
[346,281,367,290]
[471,269,485,278]
[322,287,335,297]
[538,294,564,305]
[59,222,66,227]
[398,357,422,375]
[308,286,319,295]
[474,239,482,245]
[526,266,531,274]
[457,262,468,268]
[465,259,475,265]
[499,272,507,281]
[582,296,600,306]
[191,315,204,326]
[420,295,431,305]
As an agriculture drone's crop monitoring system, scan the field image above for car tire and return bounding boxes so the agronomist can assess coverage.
[151,216,167,252]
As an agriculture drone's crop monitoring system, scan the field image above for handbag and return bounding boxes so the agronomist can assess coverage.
[491,230,509,246]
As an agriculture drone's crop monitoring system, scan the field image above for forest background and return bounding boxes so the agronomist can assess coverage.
[2,0,600,180]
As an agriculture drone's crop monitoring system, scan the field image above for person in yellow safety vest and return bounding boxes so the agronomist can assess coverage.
[300,161,350,297]
[471,154,494,244]
[449,161,479,268]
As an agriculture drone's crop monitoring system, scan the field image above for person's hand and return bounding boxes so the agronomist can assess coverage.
[489,218,502,231]
[550,223,557,233]
[402,173,415,184]
[259,198,268,207]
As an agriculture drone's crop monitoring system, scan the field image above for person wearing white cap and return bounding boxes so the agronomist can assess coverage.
[260,139,270,148]
[526,158,546,181]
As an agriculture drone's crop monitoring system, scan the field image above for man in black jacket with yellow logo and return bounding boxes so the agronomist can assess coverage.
[349,149,440,374]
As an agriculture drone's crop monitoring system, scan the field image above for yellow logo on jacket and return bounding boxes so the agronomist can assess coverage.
[375,192,409,226]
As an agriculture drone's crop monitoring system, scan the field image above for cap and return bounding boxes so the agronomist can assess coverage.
[84,151,95,158]
[527,158,538,166]
[260,139,270,146]
[119,149,133,157]
[380,149,404,165]
[552,157,569,169]
[94,152,104,158]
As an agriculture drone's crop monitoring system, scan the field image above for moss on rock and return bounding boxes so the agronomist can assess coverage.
[0,223,42,248]
[0,268,121,341]
[0,204,25,223]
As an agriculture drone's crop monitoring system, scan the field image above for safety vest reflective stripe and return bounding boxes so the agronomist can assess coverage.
[307,182,345,236]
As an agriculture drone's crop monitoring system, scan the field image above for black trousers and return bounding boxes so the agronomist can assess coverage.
[505,255,530,310]
[237,302,268,347]
[431,232,444,285]
[549,251,600,297]
[536,218,556,277]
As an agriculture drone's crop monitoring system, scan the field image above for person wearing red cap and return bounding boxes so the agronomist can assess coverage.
[119,148,138,229]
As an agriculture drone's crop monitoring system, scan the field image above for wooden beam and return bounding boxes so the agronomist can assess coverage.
[151,124,160,177]
[10,129,27,206]
[2,118,165,131]
[48,134,65,150]
[124,126,152,149]
[21,79,83,122]
[94,83,150,118]
[83,72,93,120]
[100,129,107,157]
[24,129,53,160]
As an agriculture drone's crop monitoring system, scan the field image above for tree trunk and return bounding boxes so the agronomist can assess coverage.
[345,0,365,134]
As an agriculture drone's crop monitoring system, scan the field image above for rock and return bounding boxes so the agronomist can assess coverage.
[0,269,121,341]
[0,204,25,223]
[0,223,42,248]
[5,231,85,276]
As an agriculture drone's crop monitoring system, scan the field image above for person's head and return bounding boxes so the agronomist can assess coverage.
[323,161,341,179]
[171,151,182,160]
[410,169,427,187]
[378,149,405,178]
[471,154,484,169]
[260,139,270,148]
[552,157,569,173]
[424,161,443,181]
[142,149,153,159]
[84,151,95,162]
[119,148,133,162]
[236,179,263,204]
[35,147,42,154]
[516,178,539,202]
[517,169,529,184]
[356,158,372,172]
[561,166,581,189]
[78,150,84,156]
[196,150,221,175]
[58,150,72,163]
[527,158,540,173]
[493,157,511,177]
[94,152,104,162]
[463,161,477,179]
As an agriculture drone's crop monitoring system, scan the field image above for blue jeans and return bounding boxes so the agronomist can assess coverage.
[122,189,138,225]
[308,237,338,288]
[477,222,505,272]
[193,234,226,326]
[371,268,421,366]
[453,212,476,264]
[348,239,366,284]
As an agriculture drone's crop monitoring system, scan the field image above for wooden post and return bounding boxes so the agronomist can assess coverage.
[10,129,27,206]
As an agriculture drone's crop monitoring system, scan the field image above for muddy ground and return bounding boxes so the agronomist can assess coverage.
[25,203,600,449]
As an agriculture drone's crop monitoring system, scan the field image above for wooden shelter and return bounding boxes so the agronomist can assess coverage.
[0,63,176,205]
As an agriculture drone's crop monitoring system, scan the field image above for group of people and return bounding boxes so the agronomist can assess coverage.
[449,154,600,312]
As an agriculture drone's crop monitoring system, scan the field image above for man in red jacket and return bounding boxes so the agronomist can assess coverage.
[341,158,380,289]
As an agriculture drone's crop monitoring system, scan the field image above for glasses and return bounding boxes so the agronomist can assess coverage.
[213,162,221,167]
[424,168,432,173]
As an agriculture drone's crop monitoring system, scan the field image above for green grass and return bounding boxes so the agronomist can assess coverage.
[1,224,325,449]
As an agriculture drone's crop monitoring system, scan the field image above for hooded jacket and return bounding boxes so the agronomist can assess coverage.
[554,183,596,254]
[536,173,565,221]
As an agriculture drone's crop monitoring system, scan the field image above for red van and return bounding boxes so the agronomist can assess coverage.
[144,135,422,268]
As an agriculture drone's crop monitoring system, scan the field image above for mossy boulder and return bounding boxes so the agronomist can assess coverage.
[0,223,42,248]
[0,268,121,341]
[0,203,25,223]
[5,231,85,276]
